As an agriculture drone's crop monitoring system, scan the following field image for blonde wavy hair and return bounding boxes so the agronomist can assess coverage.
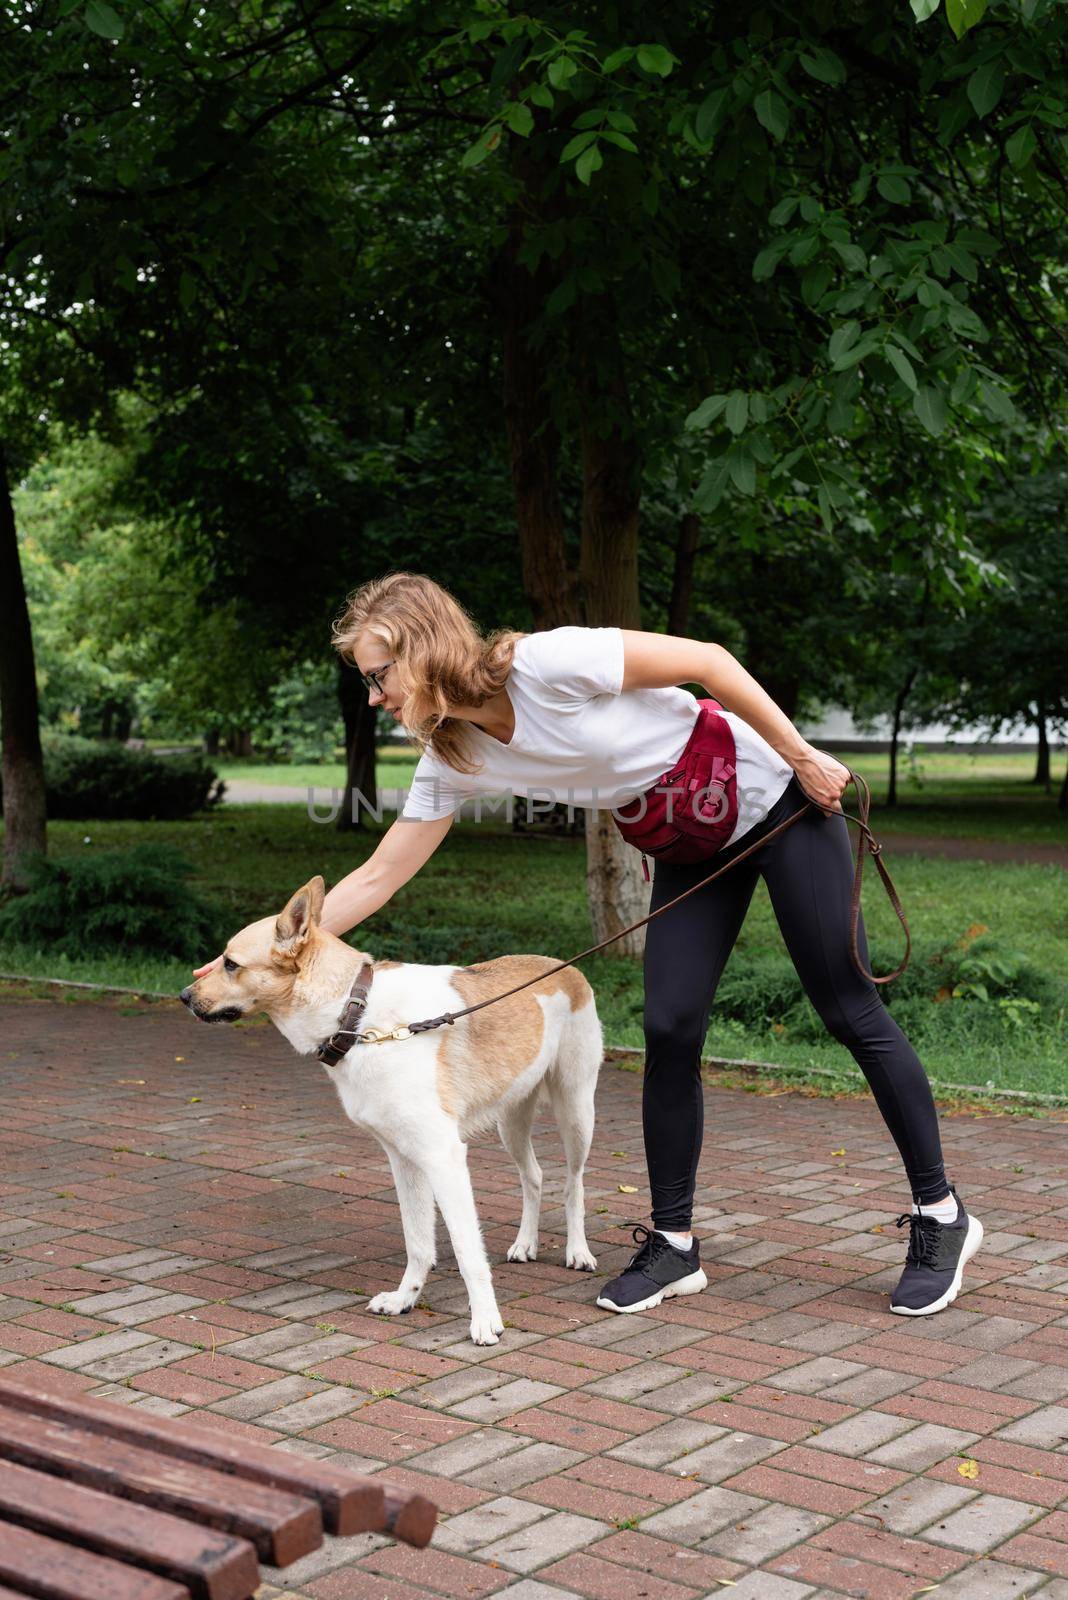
[331,573,528,776]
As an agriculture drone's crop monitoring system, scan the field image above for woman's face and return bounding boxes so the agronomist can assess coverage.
[355,634,405,720]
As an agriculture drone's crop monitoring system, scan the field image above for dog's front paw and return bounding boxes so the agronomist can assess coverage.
[566,1245,597,1272]
[368,1289,418,1316]
[469,1311,505,1346]
[507,1238,538,1263]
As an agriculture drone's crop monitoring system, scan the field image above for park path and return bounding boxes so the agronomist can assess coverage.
[3,993,1068,1597]
[221,779,1067,867]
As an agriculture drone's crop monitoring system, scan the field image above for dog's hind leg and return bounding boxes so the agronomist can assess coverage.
[367,1144,437,1317]
[422,1134,504,1346]
[498,1092,542,1263]
[548,1006,601,1272]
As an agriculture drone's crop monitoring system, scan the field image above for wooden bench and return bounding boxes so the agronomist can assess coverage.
[0,1374,436,1599]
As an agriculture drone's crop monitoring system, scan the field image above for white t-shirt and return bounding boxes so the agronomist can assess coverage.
[399,626,794,846]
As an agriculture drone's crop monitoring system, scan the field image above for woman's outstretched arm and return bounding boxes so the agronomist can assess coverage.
[618,629,850,814]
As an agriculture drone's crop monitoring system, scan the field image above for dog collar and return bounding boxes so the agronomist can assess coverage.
[315,961,375,1066]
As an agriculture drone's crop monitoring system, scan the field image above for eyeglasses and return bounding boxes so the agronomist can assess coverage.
[359,659,395,696]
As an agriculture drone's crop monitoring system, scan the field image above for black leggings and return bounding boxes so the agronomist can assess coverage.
[642,776,949,1227]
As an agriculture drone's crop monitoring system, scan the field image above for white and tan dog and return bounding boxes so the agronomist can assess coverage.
[180,877,603,1344]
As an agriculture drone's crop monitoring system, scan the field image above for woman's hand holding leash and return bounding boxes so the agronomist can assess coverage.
[790,743,851,814]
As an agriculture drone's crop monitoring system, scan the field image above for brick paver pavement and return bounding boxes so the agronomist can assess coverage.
[3,990,1068,1599]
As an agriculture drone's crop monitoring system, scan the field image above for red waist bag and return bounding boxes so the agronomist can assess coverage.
[611,697,738,874]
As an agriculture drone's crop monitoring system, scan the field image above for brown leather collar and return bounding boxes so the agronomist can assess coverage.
[315,961,374,1066]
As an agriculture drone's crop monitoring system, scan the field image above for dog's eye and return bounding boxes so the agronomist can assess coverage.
[223,957,238,974]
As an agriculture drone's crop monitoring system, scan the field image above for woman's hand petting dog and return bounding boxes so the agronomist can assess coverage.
[193,954,224,977]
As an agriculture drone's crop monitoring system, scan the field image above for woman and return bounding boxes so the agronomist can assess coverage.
[195,571,982,1319]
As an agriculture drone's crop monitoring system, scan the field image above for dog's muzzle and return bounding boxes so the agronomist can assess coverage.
[179,987,243,1024]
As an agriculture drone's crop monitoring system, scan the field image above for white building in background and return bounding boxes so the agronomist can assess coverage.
[798,708,1053,750]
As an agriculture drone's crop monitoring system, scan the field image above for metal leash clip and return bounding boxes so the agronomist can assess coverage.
[356,1025,413,1045]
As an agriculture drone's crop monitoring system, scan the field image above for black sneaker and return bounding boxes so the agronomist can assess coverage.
[596,1223,708,1314]
[890,1188,984,1316]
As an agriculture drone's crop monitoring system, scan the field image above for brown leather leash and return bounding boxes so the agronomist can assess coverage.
[318,767,910,1059]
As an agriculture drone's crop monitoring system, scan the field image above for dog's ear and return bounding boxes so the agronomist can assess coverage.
[273,876,326,953]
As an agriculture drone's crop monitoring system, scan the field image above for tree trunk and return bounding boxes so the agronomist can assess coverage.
[0,445,47,891]
[204,728,220,756]
[887,665,918,808]
[498,189,577,631]
[576,302,648,958]
[1060,755,1068,814]
[1034,700,1051,790]
[668,512,700,637]
[336,657,378,833]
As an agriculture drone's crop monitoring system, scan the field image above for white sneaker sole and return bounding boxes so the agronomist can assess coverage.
[889,1214,985,1317]
[596,1266,708,1315]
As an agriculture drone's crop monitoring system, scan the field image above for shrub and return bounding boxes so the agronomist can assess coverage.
[0,734,224,821]
[0,844,227,962]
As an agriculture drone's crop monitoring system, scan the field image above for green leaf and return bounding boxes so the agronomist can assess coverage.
[601,131,638,152]
[605,110,637,133]
[753,89,788,141]
[85,0,123,38]
[694,88,729,144]
[575,142,603,185]
[178,271,196,311]
[828,321,861,364]
[729,451,756,495]
[967,61,1004,118]
[885,344,918,391]
[877,174,911,204]
[460,128,499,168]
[769,196,797,227]
[832,330,880,371]
[753,245,785,281]
[802,262,832,307]
[799,48,846,86]
[725,390,749,435]
[943,242,978,281]
[529,82,554,109]
[602,46,634,74]
[636,43,675,77]
[490,36,527,89]
[548,56,578,89]
[831,240,866,272]
[911,0,940,18]
[947,0,987,38]
[1006,123,1036,168]
[686,394,728,430]
[978,379,1016,422]
[694,460,730,513]
[506,102,534,137]
[817,485,834,530]
[560,130,597,162]
[913,384,947,435]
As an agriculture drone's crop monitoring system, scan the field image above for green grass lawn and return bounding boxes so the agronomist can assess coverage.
[2,795,1065,1102]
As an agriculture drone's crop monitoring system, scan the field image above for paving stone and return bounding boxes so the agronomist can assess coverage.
[856,1477,978,1535]
[997,1407,1068,1449]
[866,1421,980,1470]
[606,1417,727,1468]
[919,1558,1048,1597]
[921,1492,1046,1553]
[806,1412,917,1457]
[701,1501,829,1563]
[681,1429,787,1483]
[432,1495,551,1554]
[464,1442,586,1493]
[640,1485,767,1545]
[210,1374,328,1420]
[773,1356,870,1394]
[478,1511,610,1572]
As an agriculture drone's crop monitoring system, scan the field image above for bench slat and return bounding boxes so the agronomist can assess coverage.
[0,1404,320,1566]
[0,1375,435,1543]
[0,1517,193,1600]
[0,1460,257,1600]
